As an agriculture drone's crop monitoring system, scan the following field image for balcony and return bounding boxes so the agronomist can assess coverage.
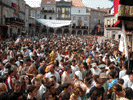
[36,23,41,26]
[41,10,54,13]
[5,17,24,25]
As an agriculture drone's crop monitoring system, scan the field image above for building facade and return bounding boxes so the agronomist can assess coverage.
[104,6,133,51]
[56,0,71,20]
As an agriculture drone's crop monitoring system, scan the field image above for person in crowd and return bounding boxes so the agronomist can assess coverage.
[0,91,10,100]
[49,76,62,95]
[58,83,71,100]
[42,92,53,100]
[38,58,46,75]
[27,85,38,100]
[124,87,133,99]
[45,83,58,100]
[10,80,26,100]
[61,65,72,84]
[45,64,60,83]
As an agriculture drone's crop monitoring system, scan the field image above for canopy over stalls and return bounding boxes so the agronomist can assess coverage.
[36,19,72,28]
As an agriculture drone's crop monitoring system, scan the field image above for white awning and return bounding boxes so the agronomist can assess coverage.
[36,19,72,28]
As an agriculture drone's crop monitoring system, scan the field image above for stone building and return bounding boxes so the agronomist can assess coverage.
[0,0,25,39]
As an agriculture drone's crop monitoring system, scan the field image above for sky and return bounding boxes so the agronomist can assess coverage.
[24,0,113,9]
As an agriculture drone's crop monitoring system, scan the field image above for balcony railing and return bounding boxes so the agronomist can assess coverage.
[5,17,24,25]
[41,10,54,13]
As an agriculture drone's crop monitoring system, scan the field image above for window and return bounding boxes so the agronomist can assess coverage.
[52,8,54,10]
[84,17,87,21]
[73,17,76,20]
[78,10,81,13]
[65,15,68,18]
[79,17,82,20]
[62,8,65,13]
[5,10,8,17]
[68,14,70,18]
[66,8,69,11]
[44,7,47,10]
[62,14,65,18]
[44,15,46,19]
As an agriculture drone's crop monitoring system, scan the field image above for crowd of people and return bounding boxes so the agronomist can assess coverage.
[0,33,133,100]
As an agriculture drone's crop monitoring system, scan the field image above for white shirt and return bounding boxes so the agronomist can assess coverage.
[71,65,79,73]
[122,75,130,88]
[90,68,100,75]
[37,84,46,99]
[45,71,60,83]
[119,70,126,79]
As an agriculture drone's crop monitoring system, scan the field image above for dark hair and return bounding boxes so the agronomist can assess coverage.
[8,68,14,75]
[46,83,54,90]
[42,92,52,100]
[0,91,9,100]
[39,57,45,63]
[27,85,36,93]
[25,58,31,62]
[9,58,15,63]
[13,80,21,86]
[82,62,88,70]
[84,77,92,85]
[32,78,40,85]
[90,89,102,100]
[125,87,133,99]
[117,79,124,85]
[62,83,71,90]
[126,69,132,75]
[65,65,71,71]
[50,76,56,81]
[109,71,116,79]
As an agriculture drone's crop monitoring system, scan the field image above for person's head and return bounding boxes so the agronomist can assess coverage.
[72,60,76,66]
[0,91,9,100]
[129,74,133,83]
[122,64,127,70]
[109,65,115,71]
[90,89,103,100]
[117,79,124,87]
[91,63,98,70]
[13,80,21,93]
[0,83,7,92]
[25,58,31,65]
[126,69,132,75]
[19,60,24,66]
[73,86,83,97]
[49,76,56,85]
[50,64,55,73]
[109,84,123,97]
[10,58,15,64]
[36,74,43,81]
[42,92,53,100]
[27,85,37,97]
[108,71,116,79]
[33,78,41,89]
[74,71,83,80]
[84,77,92,87]
[62,83,71,93]
[65,65,72,74]
[46,83,55,94]
[81,62,88,70]
[24,75,30,85]
[124,87,133,99]
[8,68,15,76]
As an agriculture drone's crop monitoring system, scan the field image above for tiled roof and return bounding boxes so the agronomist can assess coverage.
[41,0,56,5]
[68,0,85,7]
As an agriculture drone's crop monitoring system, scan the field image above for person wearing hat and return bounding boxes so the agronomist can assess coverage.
[99,64,106,73]
[86,76,105,100]
[90,63,100,76]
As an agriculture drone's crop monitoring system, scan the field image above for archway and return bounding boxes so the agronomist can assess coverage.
[56,28,62,34]
[72,30,76,34]
[64,28,69,34]
[42,28,47,33]
[49,28,54,33]
[77,30,82,35]
[83,30,88,35]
